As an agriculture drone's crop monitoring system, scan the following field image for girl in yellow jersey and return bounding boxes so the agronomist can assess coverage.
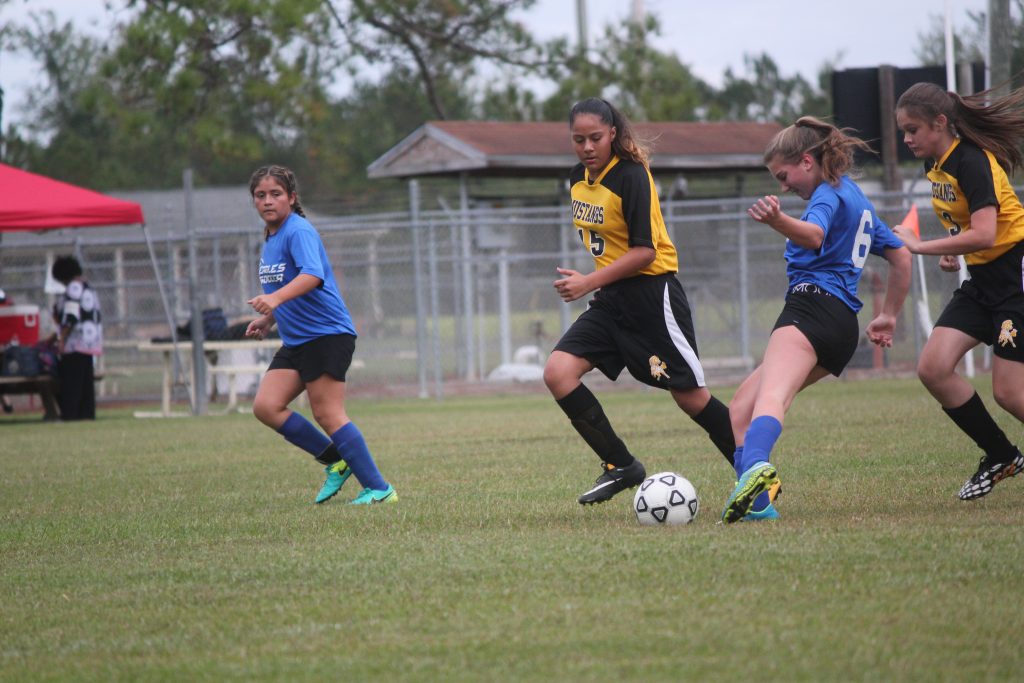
[544,98,736,506]
[895,82,1024,500]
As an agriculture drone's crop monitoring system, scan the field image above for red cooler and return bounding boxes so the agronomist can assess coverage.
[0,305,41,346]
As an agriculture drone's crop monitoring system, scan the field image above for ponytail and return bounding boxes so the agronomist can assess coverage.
[763,116,873,185]
[569,97,651,166]
[897,81,1024,173]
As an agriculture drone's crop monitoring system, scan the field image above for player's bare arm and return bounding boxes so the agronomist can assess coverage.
[747,195,824,249]
[893,206,996,255]
[553,245,655,302]
[248,273,322,315]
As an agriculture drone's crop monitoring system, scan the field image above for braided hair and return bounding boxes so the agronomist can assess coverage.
[249,165,306,239]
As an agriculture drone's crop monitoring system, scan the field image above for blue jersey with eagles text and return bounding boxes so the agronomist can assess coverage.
[258,212,355,346]
[784,176,903,313]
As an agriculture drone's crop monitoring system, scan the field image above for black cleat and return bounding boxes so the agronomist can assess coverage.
[578,460,646,505]
[959,448,1024,500]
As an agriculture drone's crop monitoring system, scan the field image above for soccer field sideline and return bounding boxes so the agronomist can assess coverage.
[2,376,1022,681]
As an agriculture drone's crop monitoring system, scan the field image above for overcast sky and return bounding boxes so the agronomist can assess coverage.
[0,0,991,125]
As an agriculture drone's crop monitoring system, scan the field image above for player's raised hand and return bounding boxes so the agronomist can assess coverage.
[747,195,781,225]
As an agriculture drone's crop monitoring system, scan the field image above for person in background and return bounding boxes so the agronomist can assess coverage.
[0,287,13,413]
[245,164,396,505]
[51,256,103,420]
[894,82,1024,500]
[544,97,737,507]
[724,116,912,523]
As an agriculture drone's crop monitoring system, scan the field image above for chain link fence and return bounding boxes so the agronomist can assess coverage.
[0,185,968,409]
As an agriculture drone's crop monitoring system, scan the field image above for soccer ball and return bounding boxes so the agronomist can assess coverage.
[633,472,699,526]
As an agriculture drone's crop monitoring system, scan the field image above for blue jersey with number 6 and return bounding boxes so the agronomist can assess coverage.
[784,175,903,313]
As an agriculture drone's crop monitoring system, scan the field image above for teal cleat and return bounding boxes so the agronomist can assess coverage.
[722,461,778,524]
[743,479,782,522]
[742,502,780,521]
[350,483,398,505]
[315,460,352,504]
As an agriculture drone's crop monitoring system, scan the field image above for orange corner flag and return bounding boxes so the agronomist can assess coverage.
[899,204,920,238]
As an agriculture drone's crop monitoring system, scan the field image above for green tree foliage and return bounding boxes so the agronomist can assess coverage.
[705,53,831,123]
[539,15,711,122]
[325,0,551,119]
[2,0,833,199]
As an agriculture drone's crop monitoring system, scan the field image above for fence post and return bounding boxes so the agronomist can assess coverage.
[409,179,429,399]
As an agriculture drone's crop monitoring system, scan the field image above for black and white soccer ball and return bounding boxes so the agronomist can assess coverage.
[633,472,699,526]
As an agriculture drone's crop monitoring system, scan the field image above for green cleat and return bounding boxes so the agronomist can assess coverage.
[350,484,398,505]
[722,461,778,524]
[315,460,352,504]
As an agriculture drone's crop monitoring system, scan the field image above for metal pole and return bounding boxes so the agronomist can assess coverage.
[559,217,572,333]
[459,174,476,380]
[185,168,207,415]
[409,179,429,398]
[427,219,443,398]
[498,248,511,365]
[738,218,751,370]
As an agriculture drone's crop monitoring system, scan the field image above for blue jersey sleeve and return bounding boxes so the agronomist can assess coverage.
[802,185,840,245]
[869,216,904,255]
[287,225,326,281]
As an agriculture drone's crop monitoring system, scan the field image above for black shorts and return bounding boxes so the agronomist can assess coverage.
[773,285,859,376]
[268,334,356,383]
[934,241,1024,362]
[554,273,706,391]
[935,290,1024,363]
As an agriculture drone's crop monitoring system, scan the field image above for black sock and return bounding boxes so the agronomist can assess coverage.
[943,392,1016,462]
[313,444,343,466]
[556,384,634,468]
[690,395,736,466]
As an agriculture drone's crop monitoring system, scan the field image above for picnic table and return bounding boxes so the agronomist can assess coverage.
[134,339,281,417]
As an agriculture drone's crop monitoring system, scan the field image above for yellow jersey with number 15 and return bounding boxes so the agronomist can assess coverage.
[569,155,678,275]
[926,138,1024,266]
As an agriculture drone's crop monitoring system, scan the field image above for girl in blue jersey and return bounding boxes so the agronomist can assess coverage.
[722,117,912,523]
[245,165,395,505]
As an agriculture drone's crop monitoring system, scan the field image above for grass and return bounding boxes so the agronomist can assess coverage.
[2,377,1023,682]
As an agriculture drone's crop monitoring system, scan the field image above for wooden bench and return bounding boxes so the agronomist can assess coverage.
[0,375,60,420]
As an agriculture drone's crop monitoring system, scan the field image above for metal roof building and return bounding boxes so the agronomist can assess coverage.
[367,120,783,179]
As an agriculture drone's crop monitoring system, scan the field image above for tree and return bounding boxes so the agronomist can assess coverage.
[325,0,553,119]
[704,53,830,123]
[539,14,711,122]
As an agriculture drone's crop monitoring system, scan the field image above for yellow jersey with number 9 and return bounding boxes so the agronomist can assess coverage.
[926,138,1024,266]
[569,156,678,275]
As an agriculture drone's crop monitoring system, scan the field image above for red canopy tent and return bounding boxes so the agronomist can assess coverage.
[0,163,144,231]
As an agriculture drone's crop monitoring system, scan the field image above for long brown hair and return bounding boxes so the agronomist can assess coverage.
[896,81,1024,173]
[249,165,306,239]
[763,116,874,185]
[569,97,651,166]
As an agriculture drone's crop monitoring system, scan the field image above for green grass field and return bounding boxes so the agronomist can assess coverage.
[2,377,1023,682]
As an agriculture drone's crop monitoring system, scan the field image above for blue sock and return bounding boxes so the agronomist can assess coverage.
[331,422,387,491]
[278,412,332,458]
[741,416,782,512]
[732,446,745,480]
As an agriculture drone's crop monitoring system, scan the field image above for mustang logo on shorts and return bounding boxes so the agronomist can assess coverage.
[649,355,670,380]
[998,319,1018,348]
